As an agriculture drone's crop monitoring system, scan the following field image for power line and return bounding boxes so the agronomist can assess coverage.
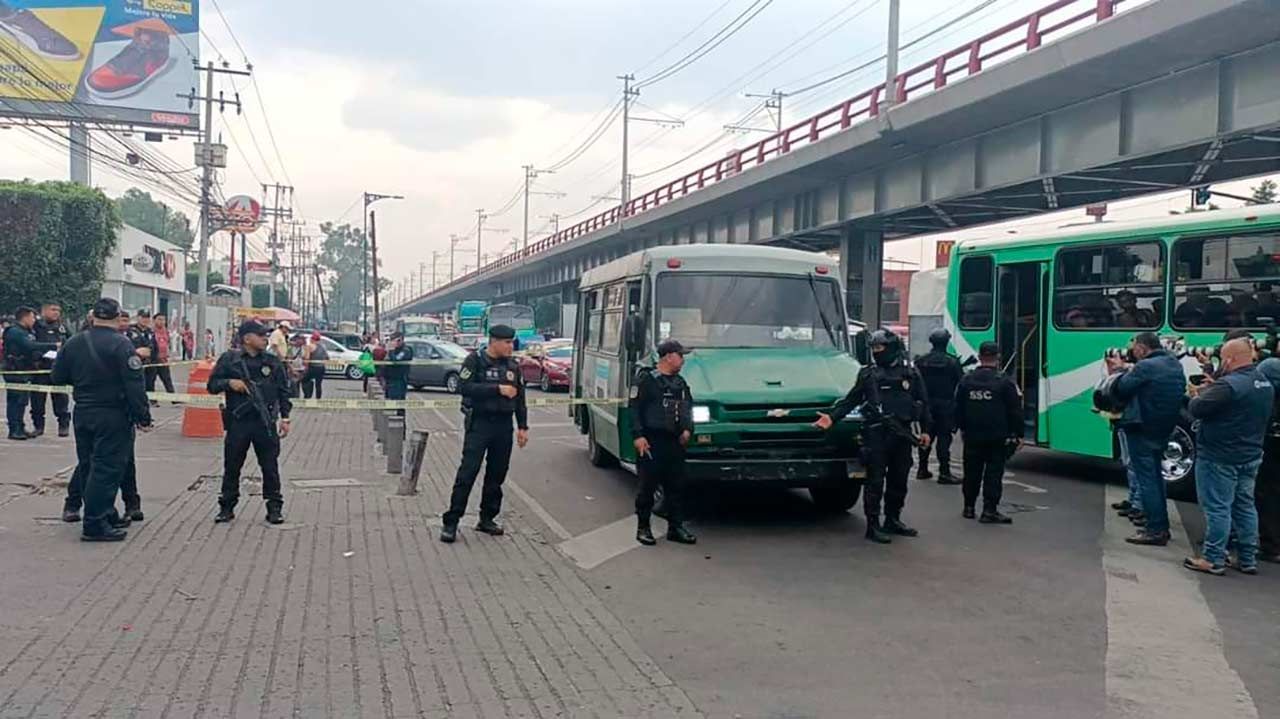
[632,0,740,75]
[636,0,777,90]
[206,0,250,61]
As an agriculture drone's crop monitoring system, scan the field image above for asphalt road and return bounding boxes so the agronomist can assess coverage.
[408,385,1280,719]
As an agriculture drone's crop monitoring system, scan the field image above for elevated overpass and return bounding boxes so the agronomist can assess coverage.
[390,0,1280,331]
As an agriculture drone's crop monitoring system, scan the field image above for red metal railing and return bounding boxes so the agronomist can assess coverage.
[420,0,1126,300]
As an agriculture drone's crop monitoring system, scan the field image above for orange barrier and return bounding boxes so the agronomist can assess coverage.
[181,360,224,438]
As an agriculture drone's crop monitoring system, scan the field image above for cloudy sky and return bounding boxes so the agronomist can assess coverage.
[4,0,1272,299]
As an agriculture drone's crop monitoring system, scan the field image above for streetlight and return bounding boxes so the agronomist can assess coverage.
[361,191,403,334]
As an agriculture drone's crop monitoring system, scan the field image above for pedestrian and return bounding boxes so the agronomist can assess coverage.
[147,313,177,394]
[914,327,963,484]
[1104,332,1186,546]
[1255,354,1280,564]
[30,301,71,437]
[384,332,414,413]
[181,321,194,361]
[205,328,216,358]
[954,341,1023,523]
[302,332,328,399]
[285,333,307,397]
[372,341,389,391]
[4,306,58,441]
[629,339,697,546]
[267,319,290,358]
[440,324,529,543]
[815,329,931,544]
[1184,338,1274,575]
[207,320,293,525]
[51,298,152,541]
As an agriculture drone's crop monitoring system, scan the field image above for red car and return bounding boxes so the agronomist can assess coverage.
[519,343,573,391]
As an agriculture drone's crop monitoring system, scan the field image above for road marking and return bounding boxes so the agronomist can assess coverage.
[557,514,667,571]
[1102,484,1258,718]
[506,479,573,542]
[430,408,457,430]
[1004,478,1048,494]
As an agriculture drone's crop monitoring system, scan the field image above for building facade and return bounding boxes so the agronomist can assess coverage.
[102,225,187,321]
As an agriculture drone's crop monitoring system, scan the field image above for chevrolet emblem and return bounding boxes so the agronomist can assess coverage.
[766,408,791,418]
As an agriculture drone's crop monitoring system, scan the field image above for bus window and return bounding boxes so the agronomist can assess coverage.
[958,256,993,330]
[1053,243,1164,330]
[1172,232,1280,329]
[602,311,622,352]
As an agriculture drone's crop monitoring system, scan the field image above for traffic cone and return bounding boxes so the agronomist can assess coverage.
[181,359,223,438]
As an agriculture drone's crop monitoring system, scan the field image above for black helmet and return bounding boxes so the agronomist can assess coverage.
[928,327,951,347]
[869,329,904,368]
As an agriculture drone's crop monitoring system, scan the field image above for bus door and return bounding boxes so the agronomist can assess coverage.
[996,263,1044,442]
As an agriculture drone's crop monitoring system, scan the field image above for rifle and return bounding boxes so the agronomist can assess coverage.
[232,357,278,437]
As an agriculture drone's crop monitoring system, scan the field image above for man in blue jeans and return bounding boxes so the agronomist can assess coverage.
[1106,332,1186,546]
[1184,339,1274,575]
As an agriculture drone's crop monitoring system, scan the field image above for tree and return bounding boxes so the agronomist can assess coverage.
[185,267,225,293]
[315,222,389,325]
[251,285,289,309]
[0,180,120,320]
[1250,179,1277,205]
[115,188,195,248]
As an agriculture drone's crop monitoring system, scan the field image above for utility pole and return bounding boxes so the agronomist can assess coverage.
[261,182,293,308]
[739,90,786,132]
[476,209,486,272]
[430,250,440,291]
[370,209,383,337]
[183,60,250,360]
[521,167,565,253]
[883,0,901,111]
[618,73,636,208]
[449,234,462,280]
[361,191,403,334]
[541,213,561,235]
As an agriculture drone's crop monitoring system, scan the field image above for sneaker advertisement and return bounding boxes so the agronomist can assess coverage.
[0,0,198,129]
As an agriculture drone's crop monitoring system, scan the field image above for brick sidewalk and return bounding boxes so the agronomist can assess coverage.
[0,407,701,718]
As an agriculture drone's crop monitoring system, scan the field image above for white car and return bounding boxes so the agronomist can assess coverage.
[291,333,367,380]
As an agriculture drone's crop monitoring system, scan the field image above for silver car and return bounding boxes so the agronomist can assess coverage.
[404,339,469,393]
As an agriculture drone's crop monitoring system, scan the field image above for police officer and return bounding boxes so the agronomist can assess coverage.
[4,306,58,441]
[955,341,1023,523]
[440,324,529,543]
[384,332,414,413]
[815,329,930,544]
[629,339,697,546]
[51,298,152,541]
[208,320,293,524]
[914,328,963,484]
[30,302,71,437]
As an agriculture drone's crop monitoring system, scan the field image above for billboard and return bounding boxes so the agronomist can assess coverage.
[0,0,199,129]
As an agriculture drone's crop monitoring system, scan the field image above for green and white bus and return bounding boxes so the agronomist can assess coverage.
[571,244,866,512]
[946,204,1280,499]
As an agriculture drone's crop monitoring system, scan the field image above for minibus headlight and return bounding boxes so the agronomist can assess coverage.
[692,405,711,424]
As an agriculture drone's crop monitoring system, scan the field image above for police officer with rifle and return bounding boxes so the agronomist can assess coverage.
[440,324,529,543]
[208,320,293,525]
[955,341,1023,524]
[629,339,697,547]
[51,298,151,541]
[815,329,931,544]
[4,306,58,441]
[915,327,963,484]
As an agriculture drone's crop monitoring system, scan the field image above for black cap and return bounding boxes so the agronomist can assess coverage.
[488,324,516,340]
[91,297,121,320]
[656,339,690,357]
[979,341,1000,358]
[136,309,151,318]
[238,320,269,337]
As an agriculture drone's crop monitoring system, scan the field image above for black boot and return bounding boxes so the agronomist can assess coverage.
[666,524,697,545]
[883,517,918,537]
[916,453,933,480]
[29,425,44,438]
[266,506,284,524]
[475,518,505,536]
[864,517,892,544]
[962,506,976,519]
[62,504,81,523]
[979,510,1013,524]
[107,511,131,529]
[937,468,962,486]
[439,523,458,543]
[82,526,127,542]
[57,420,70,438]
[124,502,144,522]
[214,506,235,523]
[8,431,28,441]
[636,521,656,546]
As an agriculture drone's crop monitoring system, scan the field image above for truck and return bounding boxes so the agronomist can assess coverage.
[483,303,540,346]
[571,244,865,513]
[455,300,488,334]
[394,315,443,338]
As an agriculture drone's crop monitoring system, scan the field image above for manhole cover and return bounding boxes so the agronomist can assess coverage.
[291,478,363,488]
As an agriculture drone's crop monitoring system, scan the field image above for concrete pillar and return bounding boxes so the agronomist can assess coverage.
[560,281,578,339]
[838,227,883,328]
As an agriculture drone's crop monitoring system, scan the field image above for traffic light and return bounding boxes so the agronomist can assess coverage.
[1193,186,1212,207]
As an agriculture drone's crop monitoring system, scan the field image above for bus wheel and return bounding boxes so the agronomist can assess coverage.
[1162,423,1197,502]
[587,423,617,468]
[810,480,863,514]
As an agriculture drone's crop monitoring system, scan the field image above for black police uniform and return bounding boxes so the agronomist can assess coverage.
[955,365,1022,521]
[827,340,930,541]
[30,317,71,436]
[914,346,963,482]
[51,316,151,540]
[442,343,527,534]
[208,342,292,522]
[4,321,57,440]
[384,342,414,411]
[629,367,696,543]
